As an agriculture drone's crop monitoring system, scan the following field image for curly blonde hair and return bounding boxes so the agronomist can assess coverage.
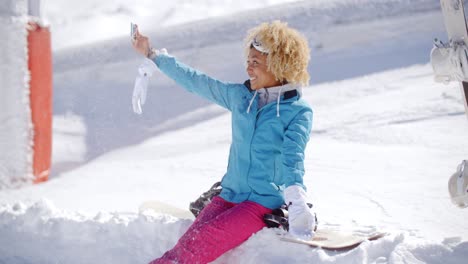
[244,20,310,87]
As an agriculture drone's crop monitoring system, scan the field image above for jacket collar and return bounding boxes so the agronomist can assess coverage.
[244,80,302,117]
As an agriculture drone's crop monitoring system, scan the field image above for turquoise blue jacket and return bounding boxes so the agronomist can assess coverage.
[153,54,313,209]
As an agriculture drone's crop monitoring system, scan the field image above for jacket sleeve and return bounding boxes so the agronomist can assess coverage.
[153,53,235,111]
[282,108,313,189]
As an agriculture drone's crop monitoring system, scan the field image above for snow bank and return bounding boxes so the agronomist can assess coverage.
[1,200,467,264]
[0,199,191,264]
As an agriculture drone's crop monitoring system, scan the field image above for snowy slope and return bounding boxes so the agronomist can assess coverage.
[44,0,300,50]
[1,0,468,263]
[49,0,446,167]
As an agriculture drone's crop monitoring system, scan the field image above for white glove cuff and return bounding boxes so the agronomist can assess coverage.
[284,185,308,205]
[138,58,159,77]
[147,47,168,60]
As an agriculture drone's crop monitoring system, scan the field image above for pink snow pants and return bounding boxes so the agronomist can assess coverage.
[149,196,272,264]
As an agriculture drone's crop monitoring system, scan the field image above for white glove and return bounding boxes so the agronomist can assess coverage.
[284,185,316,240]
[132,58,158,114]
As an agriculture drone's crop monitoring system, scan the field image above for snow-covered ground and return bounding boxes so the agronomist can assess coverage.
[1,0,468,263]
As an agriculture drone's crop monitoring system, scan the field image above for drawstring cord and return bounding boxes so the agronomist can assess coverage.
[276,86,284,117]
[246,90,258,114]
[247,84,298,116]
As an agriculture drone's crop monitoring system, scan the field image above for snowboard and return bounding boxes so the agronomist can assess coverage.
[440,0,468,118]
[139,200,194,219]
[280,229,387,250]
[139,200,387,250]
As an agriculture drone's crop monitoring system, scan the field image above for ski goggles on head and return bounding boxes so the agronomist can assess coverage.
[252,36,269,54]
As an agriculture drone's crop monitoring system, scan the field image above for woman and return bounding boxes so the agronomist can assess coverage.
[133,20,315,264]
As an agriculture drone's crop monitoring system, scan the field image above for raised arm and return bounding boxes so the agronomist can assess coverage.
[132,26,236,110]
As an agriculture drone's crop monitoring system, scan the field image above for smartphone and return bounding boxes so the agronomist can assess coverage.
[131,22,137,40]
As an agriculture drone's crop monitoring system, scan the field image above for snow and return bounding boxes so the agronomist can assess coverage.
[0,0,34,188]
[1,0,468,263]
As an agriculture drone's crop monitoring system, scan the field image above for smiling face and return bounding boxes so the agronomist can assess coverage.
[246,48,281,90]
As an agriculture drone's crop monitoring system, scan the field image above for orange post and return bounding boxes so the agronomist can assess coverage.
[27,22,52,183]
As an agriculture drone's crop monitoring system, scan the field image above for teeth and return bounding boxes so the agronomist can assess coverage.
[250,77,256,81]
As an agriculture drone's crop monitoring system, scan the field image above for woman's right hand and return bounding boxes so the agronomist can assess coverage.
[132,25,151,58]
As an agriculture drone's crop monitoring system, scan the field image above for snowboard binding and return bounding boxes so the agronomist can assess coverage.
[430,38,468,84]
[189,181,222,217]
[448,160,468,208]
[263,203,318,232]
